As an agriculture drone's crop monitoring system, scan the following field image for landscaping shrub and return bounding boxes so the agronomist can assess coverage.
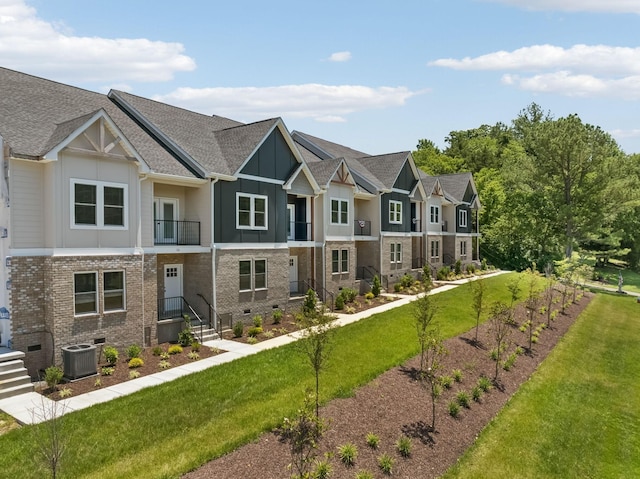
[263,330,274,339]
[126,344,141,359]
[128,357,144,368]
[103,346,119,365]
[168,345,183,355]
[338,442,358,466]
[478,376,492,392]
[437,266,451,281]
[393,282,402,293]
[335,294,345,310]
[177,328,193,347]
[377,453,395,475]
[452,368,463,382]
[187,351,200,360]
[272,309,283,324]
[400,274,414,288]
[364,291,374,300]
[191,341,201,352]
[455,259,462,275]
[440,375,453,389]
[371,275,381,297]
[345,306,356,314]
[341,288,357,303]
[448,400,460,417]
[252,314,263,328]
[303,289,317,316]
[472,385,482,402]
[247,337,258,345]
[247,326,263,338]
[129,370,140,380]
[481,258,488,270]
[313,459,331,479]
[232,321,244,338]
[158,360,171,369]
[366,432,379,449]
[101,367,114,376]
[457,391,471,408]
[355,471,373,479]
[152,346,163,356]
[44,365,63,389]
[466,263,476,274]
[396,436,412,457]
[58,387,73,398]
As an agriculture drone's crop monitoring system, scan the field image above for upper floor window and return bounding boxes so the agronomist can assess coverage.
[389,200,402,224]
[71,179,127,229]
[331,199,349,225]
[237,193,267,230]
[459,209,468,228]
[430,205,440,224]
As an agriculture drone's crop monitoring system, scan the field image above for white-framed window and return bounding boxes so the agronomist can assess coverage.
[391,243,403,263]
[104,271,125,311]
[330,198,349,225]
[459,209,468,228]
[71,179,128,229]
[460,241,467,258]
[236,193,268,230]
[430,205,440,224]
[74,272,98,315]
[389,200,402,224]
[430,240,440,259]
[239,259,267,291]
[332,249,349,274]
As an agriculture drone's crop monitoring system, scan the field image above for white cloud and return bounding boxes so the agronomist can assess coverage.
[153,84,421,122]
[315,115,348,123]
[0,0,196,83]
[610,128,640,139]
[431,44,640,99]
[481,0,640,14]
[430,45,640,75]
[328,51,352,62]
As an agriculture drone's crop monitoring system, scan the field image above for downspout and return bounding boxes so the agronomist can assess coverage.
[210,178,219,329]
[138,174,147,346]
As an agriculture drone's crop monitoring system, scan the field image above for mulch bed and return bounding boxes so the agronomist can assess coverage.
[184,291,593,479]
[39,343,223,400]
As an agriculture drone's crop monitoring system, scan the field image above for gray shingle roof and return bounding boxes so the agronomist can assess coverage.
[292,131,369,159]
[353,152,411,190]
[0,67,195,177]
[437,172,474,203]
[306,158,345,187]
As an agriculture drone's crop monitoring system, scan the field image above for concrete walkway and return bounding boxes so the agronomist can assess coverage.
[0,271,505,425]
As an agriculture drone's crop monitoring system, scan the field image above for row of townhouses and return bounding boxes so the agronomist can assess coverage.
[0,67,480,376]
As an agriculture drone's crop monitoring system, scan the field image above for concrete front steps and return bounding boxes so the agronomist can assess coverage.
[191,327,220,343]
[0,351,34,400]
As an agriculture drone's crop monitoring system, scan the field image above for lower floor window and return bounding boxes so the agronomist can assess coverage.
[460,241,467,258]
[239,259,267,291]
[74,272,97,315]
[104,271,125,311]
[391,243,402,263]
[332,249,349,274]
[430,240,440,259]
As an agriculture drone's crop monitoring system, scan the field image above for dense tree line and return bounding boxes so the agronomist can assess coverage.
[414,103,640,270]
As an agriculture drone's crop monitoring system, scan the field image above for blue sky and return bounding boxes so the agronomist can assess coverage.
[2,0,639,155]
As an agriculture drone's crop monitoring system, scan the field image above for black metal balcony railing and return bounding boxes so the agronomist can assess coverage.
[411,218,422,233]
[441,220,448,232]
[354,219,371,236]
[287,221,311,241]
[154,220,200,245]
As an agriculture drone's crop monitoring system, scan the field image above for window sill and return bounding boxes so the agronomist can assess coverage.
[74,313,100,319]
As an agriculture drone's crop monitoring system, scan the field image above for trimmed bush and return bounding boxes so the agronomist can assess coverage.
[338,442,358,466]
[335,294,345,310]
[126,344,142,359]
[104,346,119,365]
[371,275,381,297]
[272,309,283,324]
[396,436,412,457]
[232,321,244,338]
[247,326,263,338]
[448,400,460,417]
[366,432,380,449]
[44,365,63,389]
[128,357,144,368]
[168,344,183,355]
[378,453,395,475]
[252,314,263,328]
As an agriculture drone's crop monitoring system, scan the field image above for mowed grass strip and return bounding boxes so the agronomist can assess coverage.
[443,292,640,479]
[0,272,522,479]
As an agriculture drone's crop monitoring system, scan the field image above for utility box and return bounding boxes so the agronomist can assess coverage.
[62,344,97,380]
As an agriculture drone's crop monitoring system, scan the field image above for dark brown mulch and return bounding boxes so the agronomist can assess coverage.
[223,294,402,344]
[184,292,593,479]
[39,343,223,400]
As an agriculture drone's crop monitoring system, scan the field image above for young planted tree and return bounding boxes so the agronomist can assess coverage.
[524,269,541,351]
[470,279,487,343]
[296,305,336,419]
[281,391,325,479]
[506,276,522,324]
[489,301,512,382]
[422,332,447,430]
[30,396,67,479]
[371,275,381,297]
[413,292,438,375]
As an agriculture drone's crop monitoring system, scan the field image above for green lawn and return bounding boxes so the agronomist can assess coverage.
[442,292,640,479]
[0,272,536,479]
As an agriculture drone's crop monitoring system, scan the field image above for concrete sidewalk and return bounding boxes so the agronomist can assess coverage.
[0,271,505,425]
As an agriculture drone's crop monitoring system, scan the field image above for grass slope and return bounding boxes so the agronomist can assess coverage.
[443,292,640,479]
[0,272,530,479]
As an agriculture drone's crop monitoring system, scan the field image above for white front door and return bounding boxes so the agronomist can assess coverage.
[289,256,298,293]
[162,264,183,318]
[287,204,295,240]
[154,198,178,244]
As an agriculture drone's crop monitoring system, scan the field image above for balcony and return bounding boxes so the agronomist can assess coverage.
[154,220,201,245]
[354,219,372,236]
[441,220,448,232]
[411,218,422,233]
[287,221,311,241]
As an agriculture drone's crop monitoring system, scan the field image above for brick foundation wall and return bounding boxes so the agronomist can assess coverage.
[380,236,414,285]
[325,241,358,294]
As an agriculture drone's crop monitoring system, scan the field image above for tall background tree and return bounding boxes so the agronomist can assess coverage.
[414,103,640,271]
